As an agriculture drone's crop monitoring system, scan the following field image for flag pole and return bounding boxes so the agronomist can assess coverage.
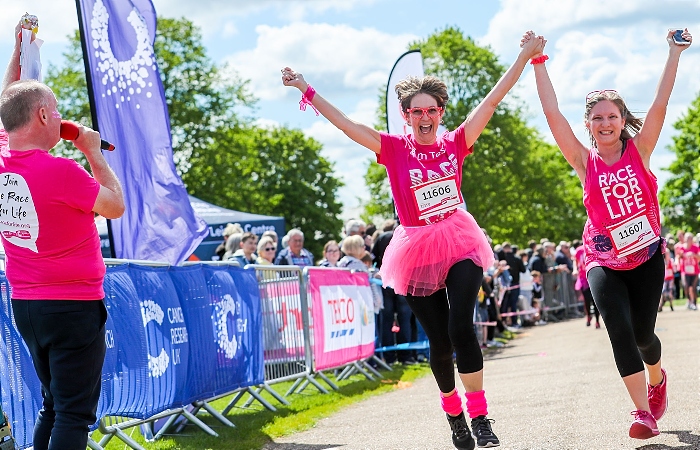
[385,49,421,223]
[75,0,116,258]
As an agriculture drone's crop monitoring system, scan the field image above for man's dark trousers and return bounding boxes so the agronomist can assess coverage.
[12,299,106,450]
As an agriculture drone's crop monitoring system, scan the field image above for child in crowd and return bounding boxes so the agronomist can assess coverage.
[531,270,546,325]
[361,251,374,269]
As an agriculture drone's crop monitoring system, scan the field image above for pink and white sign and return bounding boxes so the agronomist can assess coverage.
[260,282,308,360]
[306,268,375,371]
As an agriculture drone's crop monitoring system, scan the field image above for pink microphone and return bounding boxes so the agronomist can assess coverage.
[59,120,115,151]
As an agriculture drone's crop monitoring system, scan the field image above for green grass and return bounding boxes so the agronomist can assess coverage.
[91,363,432,449]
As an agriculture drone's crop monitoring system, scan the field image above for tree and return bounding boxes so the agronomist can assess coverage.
[182,124,343,259]
[659,94,700,232]
[45,17,344,258]
[45,18,253,171]
[364,27,587,245]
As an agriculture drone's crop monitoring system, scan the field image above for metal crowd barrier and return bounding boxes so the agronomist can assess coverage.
[221,265,330,415]
[89,259,242,450]
[291,267,387,391]
[2,258,394,449]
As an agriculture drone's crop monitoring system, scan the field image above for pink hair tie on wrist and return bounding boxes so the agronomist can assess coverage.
[530,55,549,65]
[299,84,320,116]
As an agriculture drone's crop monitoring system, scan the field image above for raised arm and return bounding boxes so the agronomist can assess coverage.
[2,21,25,93]
[533,60,588,182]
[461,31,544,148]
[0,22,24,129]
[634,29,692,165]
[281,67,381,154]
[73,124,125,219]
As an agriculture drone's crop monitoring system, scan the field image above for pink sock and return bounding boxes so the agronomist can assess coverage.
[440,390,463,416]
[465,390,488,419]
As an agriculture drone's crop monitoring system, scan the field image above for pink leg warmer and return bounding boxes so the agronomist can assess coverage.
[440,390,463,416]
[465,390,488,419]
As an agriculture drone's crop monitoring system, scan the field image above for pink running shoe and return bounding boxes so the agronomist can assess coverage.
[648,368,668,420]
[629,410,659,439]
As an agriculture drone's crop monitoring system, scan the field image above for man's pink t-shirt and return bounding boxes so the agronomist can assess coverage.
[0,129,104,300]
[377,124,472,227]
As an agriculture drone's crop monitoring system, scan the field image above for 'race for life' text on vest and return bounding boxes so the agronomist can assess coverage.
[598,164,645,219]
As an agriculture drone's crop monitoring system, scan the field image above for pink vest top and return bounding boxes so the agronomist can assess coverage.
[582,140,662,272]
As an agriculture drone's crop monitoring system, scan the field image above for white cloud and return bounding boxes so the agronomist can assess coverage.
[150,0,380,40]
[225,22,417,101]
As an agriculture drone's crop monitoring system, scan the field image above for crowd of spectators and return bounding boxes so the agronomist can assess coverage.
[216,218,675,361]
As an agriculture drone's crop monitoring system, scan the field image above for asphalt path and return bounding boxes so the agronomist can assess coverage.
[265,306,700,450]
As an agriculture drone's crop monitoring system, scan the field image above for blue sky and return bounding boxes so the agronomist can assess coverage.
[2,0,700,220]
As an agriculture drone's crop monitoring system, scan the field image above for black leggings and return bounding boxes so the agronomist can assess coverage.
[406,259,483,393]
[582,288,599,322]
[587,247,665,378]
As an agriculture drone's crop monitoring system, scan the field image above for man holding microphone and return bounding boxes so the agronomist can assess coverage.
[0,16,124,450]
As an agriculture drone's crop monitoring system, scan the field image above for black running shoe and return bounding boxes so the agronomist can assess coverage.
[446,412,475,450]
[471,415,500,448]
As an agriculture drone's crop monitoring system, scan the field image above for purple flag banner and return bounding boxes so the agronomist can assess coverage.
[77,0,207,264]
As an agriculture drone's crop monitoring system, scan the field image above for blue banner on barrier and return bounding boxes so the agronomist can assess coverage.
[0,273,41,449]
[227,266,265,386]
[168,266,218,402]
[202,266,264,394]
[0,263,264,448]
[97,265,149,419]
[127,265,190,415]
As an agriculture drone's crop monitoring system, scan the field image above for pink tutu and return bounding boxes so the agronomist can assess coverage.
[380,208,494,297]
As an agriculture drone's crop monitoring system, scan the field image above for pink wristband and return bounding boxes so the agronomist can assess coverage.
[299,84,319,116]
[530,55,549,65]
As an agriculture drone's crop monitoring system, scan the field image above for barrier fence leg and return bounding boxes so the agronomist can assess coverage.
[221,389,249,415]
[285,378,304,396]
[247,386,279,411]
[196,401,236,428]
[181,408,219,437]
[362,360,383,379]
[303,373,329,394]
[293,379,310,394]
[372,355,393,372]
[315,371,339,390]
[153,413,182,440]
[87,437,104,450]
[352,362,375,381]
[336,365,353,380]
[242,387,262,408]
[100,427,147,450]
[263,383,291,405]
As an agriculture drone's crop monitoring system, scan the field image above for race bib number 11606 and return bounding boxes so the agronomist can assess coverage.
[411,175,461,220]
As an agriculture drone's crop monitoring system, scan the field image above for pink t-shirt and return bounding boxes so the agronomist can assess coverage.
[582,140,662,272]
[0,129,104,300]
[677,244,699,275]
[377,124,472,227]
[574,245,589,290]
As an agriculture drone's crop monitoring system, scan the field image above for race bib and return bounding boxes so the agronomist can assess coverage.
[665,268,674,278]
[684,264,696,275]
[607,211,658,258]
[411,175,461,221]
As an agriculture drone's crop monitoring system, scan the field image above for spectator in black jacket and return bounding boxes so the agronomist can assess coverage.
[497,242,525,326]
